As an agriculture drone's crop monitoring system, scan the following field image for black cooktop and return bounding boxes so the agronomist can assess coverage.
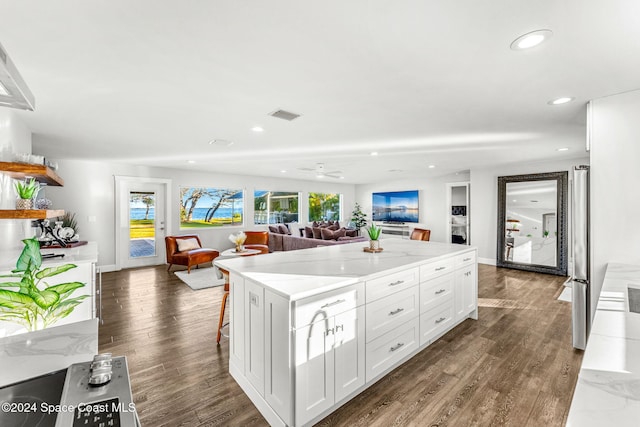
[0,369,67,427]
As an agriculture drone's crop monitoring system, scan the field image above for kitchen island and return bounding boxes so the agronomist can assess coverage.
[215,239,478,427]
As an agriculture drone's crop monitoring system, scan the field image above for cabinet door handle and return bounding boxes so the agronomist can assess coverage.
[321,298,346,309]
[325,327,334,336]
[435,266,446,271]
[335,324,343,332]
[435,317,446,324]
[389,280,404,287]
[435,289,446,295]
[389,308,404,316]
[390,342,404,352]
[463,257,471,262]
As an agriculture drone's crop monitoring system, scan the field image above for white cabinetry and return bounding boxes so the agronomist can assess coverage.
[294,304,365,425]
[454,252,478,322]
[222,244,478,427]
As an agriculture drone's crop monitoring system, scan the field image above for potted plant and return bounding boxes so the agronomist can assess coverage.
[14,178,40,210]
[350,203,368,235]
[366,223,382,251]
[0,237,88,331]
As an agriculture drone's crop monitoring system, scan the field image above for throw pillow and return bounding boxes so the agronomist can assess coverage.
[177,238,201,251]
[312,227,323,239]
[345,229,358,237]
[321,227,346,240]
[304,226,314,238]
[268,225,280,233]
[278,224,290,235]
[328,223,340,231]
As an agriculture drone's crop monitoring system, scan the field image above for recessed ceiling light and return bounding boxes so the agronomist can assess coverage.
[510,29,553,50]
[316,174,324,179]
[557,147,569,152]
[513,199,517,202]
[339,176,345,179]
[187,160,196,164]
[428,165,436,169]
[280,170,287,173]
[252,126,264,132]
[548,97,575,105]
[370,152,378,156]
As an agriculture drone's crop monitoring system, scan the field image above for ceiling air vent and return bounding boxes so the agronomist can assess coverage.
[269,109,301,121]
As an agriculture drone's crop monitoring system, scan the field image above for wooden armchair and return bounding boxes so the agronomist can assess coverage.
[165,235,219,273]
[244,231,270,254]
[410,228,431,241]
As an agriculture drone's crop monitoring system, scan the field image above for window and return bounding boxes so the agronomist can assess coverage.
[254,191,299,224]
[308,192,341,222]
[180,187,243,228]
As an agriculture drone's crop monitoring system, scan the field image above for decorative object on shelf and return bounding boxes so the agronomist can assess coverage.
[35,198,53,209]
[36,218,80,247]
[366,223,382,251]
[350,203,367,235]
[0,237,88,331]
[229,231,247,253]
[14,177,40,209]
[59,211,79,236]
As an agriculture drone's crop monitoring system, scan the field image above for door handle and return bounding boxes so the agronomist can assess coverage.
[435,289,446,295]
[390,342,404,352]
[388,280,404,287]
[389,308,404,316]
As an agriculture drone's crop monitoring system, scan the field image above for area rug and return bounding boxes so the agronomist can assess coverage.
[175,268,225,290]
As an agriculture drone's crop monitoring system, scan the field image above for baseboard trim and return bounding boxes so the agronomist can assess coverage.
[478,257,496,266]
[97,264,117,273]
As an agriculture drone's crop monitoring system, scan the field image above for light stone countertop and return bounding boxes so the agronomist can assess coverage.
[215,239,476,301]
[0,241,98,272]
[567,263,640,426]
[0,318,98,387]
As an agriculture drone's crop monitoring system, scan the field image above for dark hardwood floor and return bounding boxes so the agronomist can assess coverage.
[99,264,583,426]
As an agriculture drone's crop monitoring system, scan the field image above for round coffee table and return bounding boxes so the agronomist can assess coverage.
[220,248,262,257]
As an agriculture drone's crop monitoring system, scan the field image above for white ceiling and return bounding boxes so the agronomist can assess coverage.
[1,0,639,184]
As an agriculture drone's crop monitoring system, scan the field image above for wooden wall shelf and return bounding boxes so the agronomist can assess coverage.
[0,161,64,186]
[0,209,65,219]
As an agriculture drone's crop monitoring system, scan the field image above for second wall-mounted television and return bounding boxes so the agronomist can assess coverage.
[372,190,419,223]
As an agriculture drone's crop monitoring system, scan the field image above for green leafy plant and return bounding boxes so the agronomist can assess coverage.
[14,178,40,199]
[0,237,88,331]
[366,223,382,240]
[350,203,368,231]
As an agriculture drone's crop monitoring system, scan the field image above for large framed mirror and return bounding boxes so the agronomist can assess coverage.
[497,171,568,276]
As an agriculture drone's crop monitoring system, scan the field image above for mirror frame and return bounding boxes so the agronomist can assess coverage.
[496,171,568,276]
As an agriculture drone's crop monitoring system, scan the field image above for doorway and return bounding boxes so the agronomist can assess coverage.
[446,182,470,245]
[115,177,171,270]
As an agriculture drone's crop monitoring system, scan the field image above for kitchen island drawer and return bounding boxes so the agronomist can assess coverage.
[420,258,455,281]
[365,286,419,343]
[365,317,419,382]
[293,282,364,328]
[420,272,454,314]
[365,267,419,303]
[419,299,455,346]
[455,251,476,268]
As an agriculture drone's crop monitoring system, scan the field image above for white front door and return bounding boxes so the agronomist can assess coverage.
[116,179,169,269]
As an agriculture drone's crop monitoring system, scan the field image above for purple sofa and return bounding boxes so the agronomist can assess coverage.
[268,232,366,252]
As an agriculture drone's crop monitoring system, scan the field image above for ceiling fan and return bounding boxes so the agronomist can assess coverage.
[297,163,343,179]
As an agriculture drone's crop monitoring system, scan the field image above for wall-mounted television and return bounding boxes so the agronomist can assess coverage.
[372,190,419,223]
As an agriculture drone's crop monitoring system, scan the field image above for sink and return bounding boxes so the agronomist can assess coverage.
[627,283,640,314]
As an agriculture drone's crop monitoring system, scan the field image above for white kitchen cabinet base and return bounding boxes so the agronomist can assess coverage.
[216,240,478,427]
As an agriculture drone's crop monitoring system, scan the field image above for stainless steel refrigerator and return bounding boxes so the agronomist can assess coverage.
[571,165,590,350]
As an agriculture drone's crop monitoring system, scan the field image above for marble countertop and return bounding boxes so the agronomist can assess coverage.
[0,241,98,272]
[0,318,98,387]
[215,239,475,300]
[567,263,640,426]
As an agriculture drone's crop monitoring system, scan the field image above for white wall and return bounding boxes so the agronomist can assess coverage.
[46,159,356,269]
[470,157,589,265]
[0,109,33,247]
[354,172,471,243]
[590,89,640,320]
